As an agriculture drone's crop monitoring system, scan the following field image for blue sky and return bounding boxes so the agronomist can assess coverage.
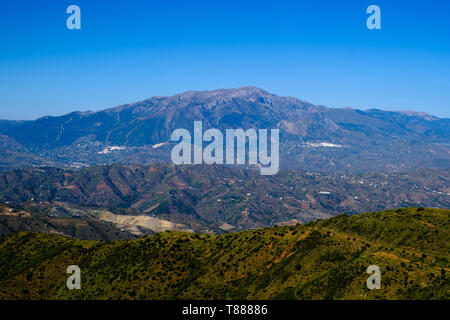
[0,0,449,120]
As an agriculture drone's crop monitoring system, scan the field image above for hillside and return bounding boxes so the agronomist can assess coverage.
[0,87,449,173]
[0,207,448,300]
[0,202,136,241]
[0,164,448,234]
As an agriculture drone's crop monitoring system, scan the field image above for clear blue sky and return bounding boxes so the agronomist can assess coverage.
[0,0,449,120]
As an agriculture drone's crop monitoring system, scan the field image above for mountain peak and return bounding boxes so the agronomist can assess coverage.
[170,86,273,101]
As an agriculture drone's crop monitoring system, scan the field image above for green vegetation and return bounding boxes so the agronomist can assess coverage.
[0,207,448,300]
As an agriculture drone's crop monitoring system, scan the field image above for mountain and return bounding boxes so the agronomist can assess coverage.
[0,207,448,300]
[0,164,448,234]
[0,87,449,173]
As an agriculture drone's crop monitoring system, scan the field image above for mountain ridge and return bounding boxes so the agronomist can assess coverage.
[1,207,448,300]
[1,87,443,122]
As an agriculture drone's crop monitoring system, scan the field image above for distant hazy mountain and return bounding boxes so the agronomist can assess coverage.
[0,87,449,172]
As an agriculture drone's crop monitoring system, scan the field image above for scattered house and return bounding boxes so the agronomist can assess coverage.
[98,146,125,154]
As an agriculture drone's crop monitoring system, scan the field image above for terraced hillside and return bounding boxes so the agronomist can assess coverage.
[0,202,136,241]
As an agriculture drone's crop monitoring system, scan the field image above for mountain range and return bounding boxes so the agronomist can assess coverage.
[1,87,449,173]
[0,87,449,301]
[0,164,448,236]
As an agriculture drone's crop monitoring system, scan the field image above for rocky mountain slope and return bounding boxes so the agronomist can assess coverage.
[1,87,448,173]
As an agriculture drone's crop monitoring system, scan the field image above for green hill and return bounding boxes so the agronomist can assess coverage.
[0,207,448,300]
